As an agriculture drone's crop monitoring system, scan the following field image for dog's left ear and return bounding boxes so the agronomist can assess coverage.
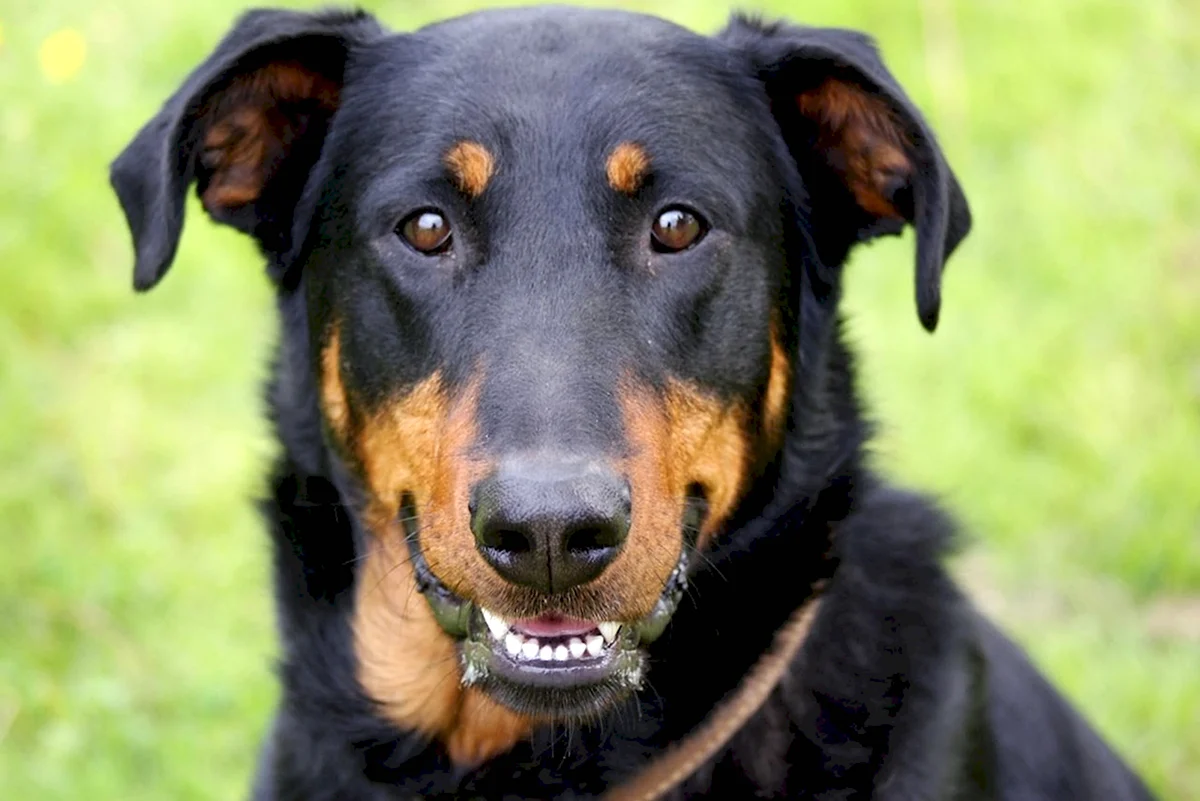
[721,17,971,331]
[110,9,382,291]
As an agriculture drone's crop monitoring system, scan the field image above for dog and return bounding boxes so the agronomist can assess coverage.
[110,6,1156,799]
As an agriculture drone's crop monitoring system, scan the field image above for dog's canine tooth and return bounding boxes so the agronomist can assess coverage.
[521,639,540,660]
[505,632,523,656]
[598,622,620,643]
[585,635,604,656]
[482,608,509,640]
[554,645,569,661]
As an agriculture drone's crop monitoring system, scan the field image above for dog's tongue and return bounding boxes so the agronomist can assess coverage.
[512,614,596,638]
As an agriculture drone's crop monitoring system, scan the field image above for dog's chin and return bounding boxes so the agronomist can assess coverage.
[405,526,688,720]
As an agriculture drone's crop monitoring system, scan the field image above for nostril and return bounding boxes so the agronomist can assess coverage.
[565,525,612,554]
[488,527,534,554]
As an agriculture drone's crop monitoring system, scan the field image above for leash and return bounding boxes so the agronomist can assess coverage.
[603,589,825,801]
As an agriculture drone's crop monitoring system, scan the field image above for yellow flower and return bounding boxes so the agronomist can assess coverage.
[39,28,87,84]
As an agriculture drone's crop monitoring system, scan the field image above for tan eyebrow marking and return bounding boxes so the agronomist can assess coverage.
[443,140,496,198]
[606,141,650,194]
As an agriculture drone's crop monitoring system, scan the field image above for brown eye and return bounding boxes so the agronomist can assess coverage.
[398,210,452,254]
[651,207,705,252]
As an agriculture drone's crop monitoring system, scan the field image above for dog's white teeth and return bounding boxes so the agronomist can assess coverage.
[521,639,540,660]
[506,628,613,662]
[598,622,620,644]
[482,608,510,640]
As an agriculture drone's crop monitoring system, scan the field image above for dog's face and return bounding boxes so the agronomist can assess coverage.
[309,10,794,718]
[112,6,967,747]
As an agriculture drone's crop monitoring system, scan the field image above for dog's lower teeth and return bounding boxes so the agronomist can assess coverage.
[521,639,540,659]
[586,635,604,656]
[554,644,569,661]
[568,638,586,658]
[505,632,523,656]
[539,645,554,661]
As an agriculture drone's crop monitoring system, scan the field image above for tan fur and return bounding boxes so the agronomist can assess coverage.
[761,323,792,449]
[444,140,496,198]
[662,383,751,547]
[319,325,349,439]
[351,375,533,760]
[447,688,535,766]
[199,62,340,212]
[795,78,912,219]
[606,142,650,194]
[620,380,753,551]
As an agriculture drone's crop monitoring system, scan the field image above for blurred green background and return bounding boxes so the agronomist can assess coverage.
[1,0,1197,798]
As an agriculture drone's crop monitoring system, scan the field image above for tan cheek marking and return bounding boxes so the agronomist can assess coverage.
[795,78,912,220]
[356,374,447,520]
[762,323,792,449]
[319,325,349,439]
[606,141,650,194]
[663,382,751,546]
[354,542,463,737]
[621,380,752,552]
[619,384,685,609]
[351,376,532,762]
[444,140,496,198]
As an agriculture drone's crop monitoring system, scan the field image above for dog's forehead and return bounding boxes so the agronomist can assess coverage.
[338,7,761,174]
[411,6,724,87]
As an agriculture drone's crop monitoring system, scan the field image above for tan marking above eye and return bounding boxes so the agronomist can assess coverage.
[444,140,495,198]
[606,141,650,194]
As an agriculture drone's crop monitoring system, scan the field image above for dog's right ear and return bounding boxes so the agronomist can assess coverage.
[110,9,382,291]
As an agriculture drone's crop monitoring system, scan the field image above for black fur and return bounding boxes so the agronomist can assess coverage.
[111,7,1154,800]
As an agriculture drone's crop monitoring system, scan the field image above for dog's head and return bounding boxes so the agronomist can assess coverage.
[112,6,967,754]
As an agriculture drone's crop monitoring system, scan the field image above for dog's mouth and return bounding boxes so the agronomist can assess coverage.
[402,505,694,719]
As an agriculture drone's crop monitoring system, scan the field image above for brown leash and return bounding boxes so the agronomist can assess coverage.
[603,590,825,801]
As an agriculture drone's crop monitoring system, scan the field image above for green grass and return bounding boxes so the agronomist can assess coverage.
[1,0,1197,798]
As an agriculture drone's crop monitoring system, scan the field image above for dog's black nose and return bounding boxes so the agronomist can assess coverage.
[470,456,631,594]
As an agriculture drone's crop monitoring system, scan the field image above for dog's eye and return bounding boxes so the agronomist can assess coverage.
[651,207,706,253]
[397,210,453,254]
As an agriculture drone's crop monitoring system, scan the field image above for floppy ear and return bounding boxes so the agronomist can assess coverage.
[721,17,971,331]
[109,9,382,291]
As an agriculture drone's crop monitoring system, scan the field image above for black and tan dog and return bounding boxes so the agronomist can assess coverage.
[111,6,1155,799]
